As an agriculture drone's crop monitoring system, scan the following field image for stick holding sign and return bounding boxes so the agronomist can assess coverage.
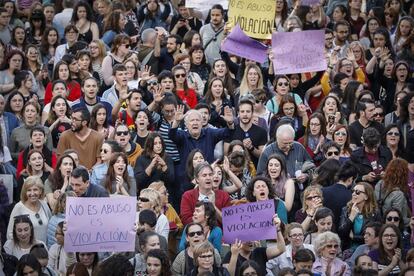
[272,30,327,74]
[65,197,137,252]
[221,24,269,64]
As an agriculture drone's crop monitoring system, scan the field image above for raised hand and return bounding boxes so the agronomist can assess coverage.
[174,105,185,122]
[221,106,234,125]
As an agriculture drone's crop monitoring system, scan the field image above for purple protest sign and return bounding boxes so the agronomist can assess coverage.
[222,199,276,243]
[65,197,136,252]
[221,24,269,64]
[301,0,320,6]
[272,30,327,74]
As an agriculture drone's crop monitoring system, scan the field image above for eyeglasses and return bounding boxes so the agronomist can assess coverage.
[188,231,204,237]
[277,82,289,87]
[147,81,158,86]
[138,197,149,202]
[306,195,320,201]
[383,233,397,238]
[122,44,130,48]
[327,151,339,157]
[325,244,339,249]
[175,73,186,78]
[289,233,304,239]
[387,132,400,137]
[352,189,366,195]
[116,131,129,136]
[334,131,347,136]
[35,213,43,225]
[386,216,400,222]
[373,113,383,117]
[198,254,213,259]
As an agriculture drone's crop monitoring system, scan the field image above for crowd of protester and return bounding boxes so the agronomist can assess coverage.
[0,0,413,275]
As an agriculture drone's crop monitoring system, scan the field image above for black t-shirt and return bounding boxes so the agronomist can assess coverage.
[349,120,384,147]
[223,247,267,276]
[225,124,268,166]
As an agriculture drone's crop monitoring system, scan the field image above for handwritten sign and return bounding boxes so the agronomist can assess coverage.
[228,0,276,39]
[222,199,276,243]
[272,30,327,74]
[301,0,320,6]
[221,24,269,63]
[185,0,229,9]
[65,197,137,252]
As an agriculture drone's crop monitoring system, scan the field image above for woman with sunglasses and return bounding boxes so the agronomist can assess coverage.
[375,158,410,225]
[7,176,52,244]
[383,208,411,251]
[383,125,404,159]
[332,124,352,162]
[172,65,198,109]
[312,231,351,276]
[368,224,405,276]
[178,201,222,252]
[338,182,381,250]
[172,222,221,275]
[295,186,323,232]
[266,75,302,114]
[4,215,45,259]
[174,53,204,97]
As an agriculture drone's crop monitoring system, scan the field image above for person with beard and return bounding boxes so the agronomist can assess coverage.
[199,5,225,65]
[349,99,385,148]
[224,98,267,167]
[332,20,350,57]
[118,89,144,131]
[57,107,104,170]
[158,34,182,72]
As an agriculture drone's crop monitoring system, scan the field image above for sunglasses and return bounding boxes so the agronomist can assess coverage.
[175,73,186,78]
[386,216,400,222]
[198,254,213,259]
[327,151,339,157]
[188,231,203,237]
[116,131,129,136]
[373,113,383,117]
[147,81,158,86]
[326,244,339,249]
[138,197,149,202]
[387,131,400,137]
[277,82,289,87]
[306,195,320,201]
[334,131,347,136]
[352,189,365,195]
[35,213,43,225]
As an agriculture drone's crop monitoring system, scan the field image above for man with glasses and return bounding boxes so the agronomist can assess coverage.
[114,124,142,167]
[350,127,392,185]
[322,161,358,227]
[257,124,312,181]
[57,107,104,170]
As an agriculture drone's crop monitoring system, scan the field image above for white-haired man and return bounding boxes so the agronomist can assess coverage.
[257,124,312,182]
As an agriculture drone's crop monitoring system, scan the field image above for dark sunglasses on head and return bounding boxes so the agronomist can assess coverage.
[35,213,43,225]
[138,197,149,202]
[386,216,400,222]
[188,231,203,237]
[116,131,129,136]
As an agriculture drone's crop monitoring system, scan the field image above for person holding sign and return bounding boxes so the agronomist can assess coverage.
[223,214,285,276]
[245,176,288,224]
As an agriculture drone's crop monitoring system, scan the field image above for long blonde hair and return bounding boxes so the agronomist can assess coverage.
[346,182,377,217]
[239,64,264,96]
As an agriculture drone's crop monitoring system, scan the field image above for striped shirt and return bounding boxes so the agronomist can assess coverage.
[158,118,180,162]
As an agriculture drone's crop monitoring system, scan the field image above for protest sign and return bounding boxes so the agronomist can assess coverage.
[222,199,276,243]
[221,24,268,63]
[301,0,320,6]
[272,30,327,74]
[228,0,276,39]
[65,197,136,252]
[185,0,229,9]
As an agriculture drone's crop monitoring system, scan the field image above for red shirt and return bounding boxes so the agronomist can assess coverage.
[176,88,198,109]
[44,81,82,105]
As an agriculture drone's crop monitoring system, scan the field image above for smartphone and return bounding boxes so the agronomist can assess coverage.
[328,114,335,125]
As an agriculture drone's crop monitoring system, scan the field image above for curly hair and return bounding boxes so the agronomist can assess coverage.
[383,158,408,194]
[246,176,276,202]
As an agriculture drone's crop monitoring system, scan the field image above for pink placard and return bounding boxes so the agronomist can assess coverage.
[272,30,327,74]
[65,197,136,252]
[222,199,276,243]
